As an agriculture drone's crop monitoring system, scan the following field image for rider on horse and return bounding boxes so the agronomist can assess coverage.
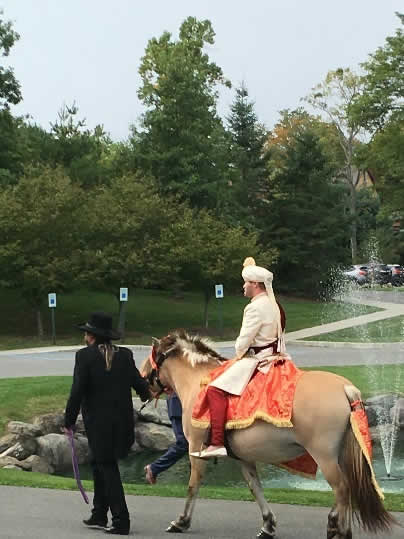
[191,257,286,459]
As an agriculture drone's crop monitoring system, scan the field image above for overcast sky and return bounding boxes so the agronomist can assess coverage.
[2,1,403,140]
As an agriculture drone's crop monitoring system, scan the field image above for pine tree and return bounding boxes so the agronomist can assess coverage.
[263,130,350,295]
[227,83,269,227]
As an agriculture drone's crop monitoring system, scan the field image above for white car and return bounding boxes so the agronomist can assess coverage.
[342,265,369,285]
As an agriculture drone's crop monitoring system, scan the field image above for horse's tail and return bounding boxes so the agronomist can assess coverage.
[340,384,397,534]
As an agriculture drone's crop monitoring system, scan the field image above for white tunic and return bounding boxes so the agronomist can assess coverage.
[210,293,280,396]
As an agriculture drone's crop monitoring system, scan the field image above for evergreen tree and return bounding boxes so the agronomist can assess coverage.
[263,130,350,295]
[133,17,231,210]
[227,83,269,226]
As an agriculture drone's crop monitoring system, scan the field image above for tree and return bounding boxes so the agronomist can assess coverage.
[262,130,350,295]
[226,83,269,227]
[350,12,404,131]
[0,166,88,338]
[182,209,277,328]
[81,175,193,327]
[50,103,114,188]
[0,9,22,109]
[134,17,231,210]
[305,68,365,262]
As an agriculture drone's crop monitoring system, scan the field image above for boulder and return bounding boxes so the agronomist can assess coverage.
[133,397,171,426]
[4,438,37,461]
[135,422,175,451]
[0,456,23,469]
[20,455,54,474]
[33,413,64,435]
[2,465,22,470]
[364,405,385,428]
[365,394,397,411]
[390,398,404,426]
[7,421,42,438]
[36,433,90,472]
[0,434,21,454]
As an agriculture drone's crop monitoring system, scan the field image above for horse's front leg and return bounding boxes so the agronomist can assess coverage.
[166,456,206,533]
[241,461,277,539]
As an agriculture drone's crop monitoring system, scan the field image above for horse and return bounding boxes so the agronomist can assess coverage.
[141,330,396,539]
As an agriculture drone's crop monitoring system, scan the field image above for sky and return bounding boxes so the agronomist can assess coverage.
[1,1,403,141]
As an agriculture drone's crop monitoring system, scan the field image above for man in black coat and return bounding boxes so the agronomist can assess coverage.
[64,312,151,535]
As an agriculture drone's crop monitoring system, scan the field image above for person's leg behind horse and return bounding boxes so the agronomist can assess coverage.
[146,415,189,483]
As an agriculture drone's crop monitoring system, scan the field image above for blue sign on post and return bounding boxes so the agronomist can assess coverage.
[48,293,57,308]
[215,284,224,298]
[120,288,128,302]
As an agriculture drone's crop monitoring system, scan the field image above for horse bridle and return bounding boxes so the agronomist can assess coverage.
[148,345,170,395]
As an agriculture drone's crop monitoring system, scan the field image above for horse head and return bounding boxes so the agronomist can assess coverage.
[141,329,226,394]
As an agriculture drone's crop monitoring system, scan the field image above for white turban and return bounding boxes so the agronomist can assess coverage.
[242,257,285,353]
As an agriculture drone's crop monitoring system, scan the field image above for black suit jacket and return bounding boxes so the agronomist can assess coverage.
[64,344,150,462]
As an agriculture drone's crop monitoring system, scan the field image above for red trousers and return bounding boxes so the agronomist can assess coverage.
[206,386,228,446]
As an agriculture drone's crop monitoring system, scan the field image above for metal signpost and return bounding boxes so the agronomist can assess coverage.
[215,284,224,335]
[119,287,128,340]
[48,293,57,345]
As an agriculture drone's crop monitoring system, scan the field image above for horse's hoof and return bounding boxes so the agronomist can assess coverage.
[256,530,275,539]
[166,521,183,533]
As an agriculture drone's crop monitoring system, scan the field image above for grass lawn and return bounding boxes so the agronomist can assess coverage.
[305,315,404,343]
[0,287,379,349]
[0,468,402,511]
[1,364,402,436]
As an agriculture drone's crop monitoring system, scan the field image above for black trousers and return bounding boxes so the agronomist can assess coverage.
[91,459,129,527]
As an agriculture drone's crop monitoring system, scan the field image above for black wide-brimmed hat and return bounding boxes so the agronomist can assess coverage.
[76,312,121,340]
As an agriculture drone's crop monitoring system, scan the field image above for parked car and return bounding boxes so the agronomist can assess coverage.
[342,265,369,285]
[387,264,404,287]
[366,263,391,285]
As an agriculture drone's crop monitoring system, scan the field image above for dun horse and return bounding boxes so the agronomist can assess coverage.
[142,330,395,539]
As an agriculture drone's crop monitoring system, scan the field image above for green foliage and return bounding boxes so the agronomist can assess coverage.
[263,130,350,295]
[0,9,21,108]
[226,83,269,226]
[134,17,231,209]
[351,13,404,131]
[0,166,88,315]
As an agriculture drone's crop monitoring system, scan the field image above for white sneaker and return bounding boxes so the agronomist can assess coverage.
[190,446,228,458]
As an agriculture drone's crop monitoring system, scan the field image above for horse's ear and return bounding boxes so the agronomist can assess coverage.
[151,337,160,347]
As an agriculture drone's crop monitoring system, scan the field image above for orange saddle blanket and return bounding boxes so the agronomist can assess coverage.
[192,358,318,478]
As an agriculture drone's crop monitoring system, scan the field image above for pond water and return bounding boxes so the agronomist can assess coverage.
[61,435,404,494]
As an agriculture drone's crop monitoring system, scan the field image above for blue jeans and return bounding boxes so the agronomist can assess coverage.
[149,415,189,477]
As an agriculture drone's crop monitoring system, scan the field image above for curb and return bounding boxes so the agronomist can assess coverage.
[286,340,403,349]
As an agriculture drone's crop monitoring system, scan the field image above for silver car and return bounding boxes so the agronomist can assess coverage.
[342,265,369,285]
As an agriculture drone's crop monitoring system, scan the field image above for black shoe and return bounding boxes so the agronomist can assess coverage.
[105,526,130,535]
[83,515,108,530]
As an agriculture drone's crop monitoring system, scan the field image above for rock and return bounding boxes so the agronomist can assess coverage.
[5,438,37,461]
[0,434,21,454]
[2,465,22,470]
[33,413,64,435]
[133,397,171,426]
[365,394,397,411]
[20,455,54,474]
[7,421,42,438]
[0,456,23,469]
[36,433,90,472]
[364,405,384,428]
[135,422,175,451]
[390,398,404,426]
[130,440,142,454]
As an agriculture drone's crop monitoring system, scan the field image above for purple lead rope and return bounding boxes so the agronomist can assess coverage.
[66,428,89,504]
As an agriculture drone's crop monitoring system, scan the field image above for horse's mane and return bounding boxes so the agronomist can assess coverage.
[160,329,229,367]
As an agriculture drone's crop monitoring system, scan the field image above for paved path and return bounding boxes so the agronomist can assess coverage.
[0,486,402,539]
[0,341,402,379]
